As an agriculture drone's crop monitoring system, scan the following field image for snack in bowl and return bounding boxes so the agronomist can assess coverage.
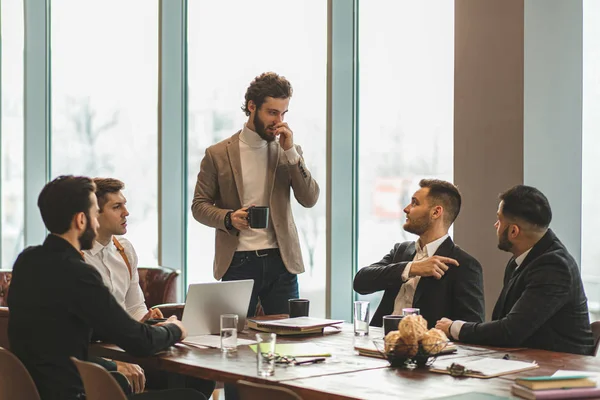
[384,330,419,357]
[397,314,428,342]
[420,328,448,354]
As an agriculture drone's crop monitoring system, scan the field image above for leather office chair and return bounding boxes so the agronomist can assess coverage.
[71,357,128,400]
[591,320,600,356]
[236,380,303,400]
[0,346,41,400]
[137,266,179,308]
[0,269,12,307]
[0,271,12,350]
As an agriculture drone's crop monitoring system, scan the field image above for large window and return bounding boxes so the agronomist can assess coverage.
[1,0,24,268]
[186,0,327,316]
[356,1,454,310]
[50,0,159,265]
[582,0,600,319]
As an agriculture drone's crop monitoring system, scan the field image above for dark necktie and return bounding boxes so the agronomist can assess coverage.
[492,259,519,320]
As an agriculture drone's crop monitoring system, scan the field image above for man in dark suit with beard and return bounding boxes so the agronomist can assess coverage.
[436,185,594,356]
[354,179,485,329]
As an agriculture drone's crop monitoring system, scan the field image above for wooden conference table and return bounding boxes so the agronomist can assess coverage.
[90,323,600,399]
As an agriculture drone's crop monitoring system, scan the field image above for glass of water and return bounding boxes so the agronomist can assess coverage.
[354,301,370,336]
[220,314,238,353]
[256,333,276,377]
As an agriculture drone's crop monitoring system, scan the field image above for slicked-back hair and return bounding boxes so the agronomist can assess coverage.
[37,175,96,234]
[499,185,552,229]
[94,178,125,211]
[241,72,293,116]
[419,179,462,225]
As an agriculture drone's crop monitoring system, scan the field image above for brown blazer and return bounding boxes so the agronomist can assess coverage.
[192,131,320,280]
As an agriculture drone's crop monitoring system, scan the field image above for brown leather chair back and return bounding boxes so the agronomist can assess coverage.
[237,380,303,400]
[592,320,600,356]
[0,307,9,350]
[137,266,179,308]
[0,270,12,307]
[0,346,41,400]
[71,357,127,400]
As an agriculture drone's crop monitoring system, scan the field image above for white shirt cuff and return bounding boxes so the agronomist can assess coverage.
[402,262,413,282]
[450,320,465,341]
[284,146,301,164]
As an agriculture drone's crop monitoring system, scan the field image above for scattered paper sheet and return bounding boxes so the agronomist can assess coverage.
[431,357,538,377]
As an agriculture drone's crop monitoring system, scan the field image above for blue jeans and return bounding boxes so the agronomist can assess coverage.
[222,248,299,400]
[221,249,299,317]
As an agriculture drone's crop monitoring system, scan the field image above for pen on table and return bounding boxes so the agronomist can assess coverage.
[295,357,326,365]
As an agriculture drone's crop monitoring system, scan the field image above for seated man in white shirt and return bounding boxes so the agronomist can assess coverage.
[84,178,215,397]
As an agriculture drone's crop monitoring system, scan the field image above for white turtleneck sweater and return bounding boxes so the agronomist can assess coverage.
[237,124,300,251]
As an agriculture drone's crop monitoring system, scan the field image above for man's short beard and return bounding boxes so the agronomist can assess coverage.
[79,213,96,250]
[253,112,275,142]
[497,226,513,252]
[404,216,431,237]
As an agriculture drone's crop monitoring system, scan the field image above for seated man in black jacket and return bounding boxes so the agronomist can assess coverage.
[7,175,204,400]
[354,179,485,328]
[436,185,594,356]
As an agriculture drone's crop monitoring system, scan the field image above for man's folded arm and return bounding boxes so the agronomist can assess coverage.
[459,262,571,346]
[353,244,409,294]
[69,266,182,357]
[451,257,485,323]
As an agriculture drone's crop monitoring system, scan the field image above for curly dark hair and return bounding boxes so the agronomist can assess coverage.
[241,72,293,116]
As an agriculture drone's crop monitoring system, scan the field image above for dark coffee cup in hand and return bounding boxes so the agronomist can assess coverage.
[247,206,269,229]
[383,315,404,335]
[289,298,310,318]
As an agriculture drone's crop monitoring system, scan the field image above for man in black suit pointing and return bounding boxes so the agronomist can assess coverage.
[354,179,485,328]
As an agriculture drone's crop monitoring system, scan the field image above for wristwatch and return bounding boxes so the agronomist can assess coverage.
[224,211,233,230]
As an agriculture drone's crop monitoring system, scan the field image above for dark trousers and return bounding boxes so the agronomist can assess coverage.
[222,248,299,317]
[128,389,205,399]
[107,371,206,400]
[222,248,299,400]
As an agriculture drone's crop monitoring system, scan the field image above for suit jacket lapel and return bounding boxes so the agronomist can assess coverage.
[413,237,454,306]
[226,132,244,205]
[492,229,556,319]
[266,141,280,200]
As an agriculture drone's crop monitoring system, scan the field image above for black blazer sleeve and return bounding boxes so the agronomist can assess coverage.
[68,263,182,357]
[459,258,571,346]
[353,243,411,295]
[451,253,485,323]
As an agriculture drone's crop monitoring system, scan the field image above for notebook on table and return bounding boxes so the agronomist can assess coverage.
[247,317,343,335]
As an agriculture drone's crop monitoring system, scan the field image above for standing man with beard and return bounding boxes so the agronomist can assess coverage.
[192,72,319,317]
[354,179,485,328]
[436,185,594,355]
[7,176,203,400]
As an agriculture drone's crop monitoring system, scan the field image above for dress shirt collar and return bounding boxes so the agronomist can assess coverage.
[416,234,450,258]
[44,234,84,260]
[89,239,111,256]
[240,124,269,148]
[514,247,532,268]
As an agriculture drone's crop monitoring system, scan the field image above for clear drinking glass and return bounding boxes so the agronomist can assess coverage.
[256,333,276,377]
[402,308,420,316]
[220,314,238,353]
[354,301,370,336]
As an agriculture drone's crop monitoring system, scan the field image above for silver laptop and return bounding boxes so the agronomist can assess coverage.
[181,280,254,335]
